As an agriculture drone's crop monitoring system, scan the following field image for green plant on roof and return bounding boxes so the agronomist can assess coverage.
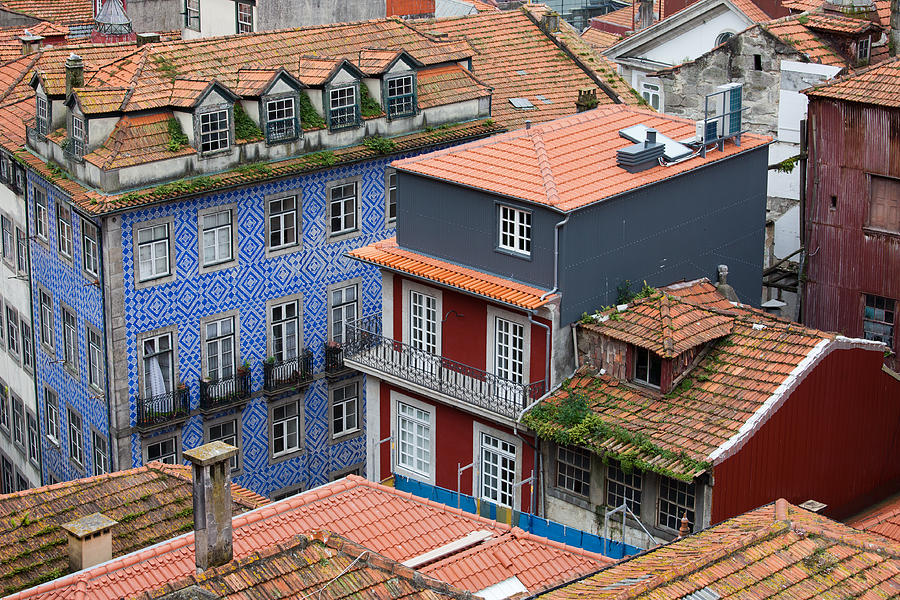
[359,84,383,118]
[771,154,799,174]
[166,117,188,152]
[796,14,809,24]
[233,103,263,141]
[362,135,396,155]
[46,161,67,179]
[152,55,178,80]
[235,161,271,176]
[307,151,336,167]
[297,92,325,130]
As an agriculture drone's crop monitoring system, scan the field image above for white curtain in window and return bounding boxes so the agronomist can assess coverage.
[145,340,167,398]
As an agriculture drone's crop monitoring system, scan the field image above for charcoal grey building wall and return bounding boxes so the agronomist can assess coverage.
[559,145,769,323]
[258,0,385,30]
[397,171,557,290]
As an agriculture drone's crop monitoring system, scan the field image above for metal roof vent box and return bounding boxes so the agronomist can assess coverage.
[616,128,664,173]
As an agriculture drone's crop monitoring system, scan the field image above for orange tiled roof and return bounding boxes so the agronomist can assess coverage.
[137,531,473,600]
[231,67,281,96]
[848,492,900,543]
[349,237,556,310]
[86,111,194,169]
[763,15,848,66]
[393,105,770,213]
[582,27,622,50]
[583,292,736,358]
[470,0,500,11]
[10,475,611,600]
[423,9,634,129]
[71,85,129,113]
[388,0,435,16]
[728,0,772,23]
[26,21,69,37]
[0,462,267,597]
[805,57,900,107]
[593,3,639,29]
[540,499,900,599]
[0,0,93,26]
[417,63,491,108]
[804,12,881,34]
[522,280,877,478]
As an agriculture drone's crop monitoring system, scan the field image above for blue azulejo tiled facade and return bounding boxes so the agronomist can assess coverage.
[109,156,401,496]
[27,172,112,484]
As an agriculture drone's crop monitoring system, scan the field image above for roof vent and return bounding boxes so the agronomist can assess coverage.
[61,512,118,572]
[616,128,664,173]
[799,499,827,512]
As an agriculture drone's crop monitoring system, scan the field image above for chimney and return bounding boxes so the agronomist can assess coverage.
[761,298,786,315]
[575,88,598,113]
[136,32,160,46]
[65,53,84,97]
[61,513,118,572]
[184,441,238,572]
[540,13,560,34]
[19,32,44,55]
[714,264,740,302]
[678,512,691,537]
[891,0,899,57]
[616,129,664,172]
[638,0,656,30]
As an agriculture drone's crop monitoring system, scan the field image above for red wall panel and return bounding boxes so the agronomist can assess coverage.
[712,347,900,523]
[386,0,435,17]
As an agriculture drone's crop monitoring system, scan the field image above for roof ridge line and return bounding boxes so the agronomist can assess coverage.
[528,129,562,206]
[609,516,791,599]
[0,52,38,103]
[659,294,674,357]
[793,519,900,558]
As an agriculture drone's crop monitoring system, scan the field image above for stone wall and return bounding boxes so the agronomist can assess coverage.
[655,26,807,138]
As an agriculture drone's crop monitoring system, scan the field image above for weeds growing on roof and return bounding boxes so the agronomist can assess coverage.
[359,84,383,118]
[166,117,188,152]
[233,103,263,140]
[298,92,325,129]
[362,135,396,154]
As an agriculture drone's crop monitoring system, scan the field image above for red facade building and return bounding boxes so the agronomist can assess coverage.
[803,59,900,370]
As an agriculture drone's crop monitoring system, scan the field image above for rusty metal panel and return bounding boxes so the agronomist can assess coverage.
[712,347,900,524]
[803,99,900,367]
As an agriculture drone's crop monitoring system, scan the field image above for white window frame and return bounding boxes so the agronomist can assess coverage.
[657,476,696,533]
[641,81,661,111]
[36,95,49,136]
[410,289,438,355]
[34,186,49,242]
[498,205,531,256]
[395,398,433,481]
[87,326,103,390]
[330,379,360,440]
[269,297,301,362]
[633,346,661,388]
[473,422,522,511]
[26,411,39,466]
[15,227,27,274]
[0,383,8,434]
[236,1,253,33]
[494,316,525,384]
[11,395,24,449]
[328,180,359,238]
[266,194,299,252]
[270,397,302,459]
[70,115,85,158]
[21,318,33,373]
[486,306,531,387]
[39,289,53,350]
[401,279,442,357]
[328,85,357,129]
[44,387,59,444]
[144,435,179,464]
[265,96,297,143]
[203,314,236,382]
[62,306,78,373]
[68,408,84,469]
[6,306,18,359]
[328,281,359,345]
[185,0,200,31]
[199,206,235,270]
[385,169,397,224]
[57,203,73,260]
[1,214,12,263]
[136,221,172,283]
[198,108,230,154]
[606,460,642,515]
[82,220,99,278]
[140,330,175,399]
[92,430,109,475]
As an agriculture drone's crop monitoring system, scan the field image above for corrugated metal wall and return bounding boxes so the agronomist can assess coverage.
[803,99,900,368]
[712,347,900,523]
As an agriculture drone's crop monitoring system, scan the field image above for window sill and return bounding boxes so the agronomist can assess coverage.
[270,446,305,465]
[45,435,60,449]
[327,229,361,244]
[495,246,533,262]
[330,428,362,445]
[547,486,592,510]
[198,258,239,276]
[265,242,302,260]
[134,273,177,291]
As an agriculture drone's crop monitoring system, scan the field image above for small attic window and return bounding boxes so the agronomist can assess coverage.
[858,36,870,63]
[35,95,49,136]
[328,84,359,130]
[633,347,661,388]
[509,97,535,110]
[385,74,416,119]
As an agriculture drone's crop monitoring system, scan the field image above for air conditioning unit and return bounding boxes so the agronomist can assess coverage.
[716,82,742,137]
[696,118,719,143]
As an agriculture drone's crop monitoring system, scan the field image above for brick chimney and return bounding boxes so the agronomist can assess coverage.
[19,32,43,55]
[65,53,84,97]
[61,512,118,572]
[184,441,238,572]
[576,88,598,113]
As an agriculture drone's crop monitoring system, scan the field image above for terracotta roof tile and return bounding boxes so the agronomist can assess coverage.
[763,16,848,66]
[231,68,280,96]
[539,500,900,599]
[728,0,773,23]
[581,27,622,50]
[804,57,900,107]
[72,86,129,113]
[522,280,857,478]
[26,21,69,37]
[348,237,556,309]
[358,48,406,74]
[0,463,267,596]
[592,4,640,29]
[10,475,610,600]
[394,105,770,212]
[137,531,474,600]
[470,0,500,11]
[417,64,491,108]
[803,12,881,34]
[848,492,900,544]
[0,0,93,26]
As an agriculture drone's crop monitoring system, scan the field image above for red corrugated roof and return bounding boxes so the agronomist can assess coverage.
[10,475,611,600]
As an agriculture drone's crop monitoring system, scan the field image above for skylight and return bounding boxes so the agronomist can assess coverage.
[509,97,535,110]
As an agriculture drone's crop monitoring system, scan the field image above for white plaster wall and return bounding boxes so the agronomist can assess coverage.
[640,10,749,65]
[87,116,119,153]
[198,0,238,36]
[774,203,800,259]
[777,60,842,144]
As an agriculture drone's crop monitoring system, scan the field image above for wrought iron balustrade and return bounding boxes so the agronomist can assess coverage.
[199,371,251,410]
[324,342,346,374]
[264,349,313,392]
[266,118,299,143]
[136,387,190,428]
[344,313,545,419]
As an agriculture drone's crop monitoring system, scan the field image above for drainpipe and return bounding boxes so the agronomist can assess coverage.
[535,214,570,388]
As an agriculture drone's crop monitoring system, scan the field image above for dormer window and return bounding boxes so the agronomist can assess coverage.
[328,84,358,130]
[858,36,870,63]
[634,347,661,388]
[68,114,85,159]
[264,95,298,143]
[198,107,231,154]
[386,75,416,118]
[36,95,49,136]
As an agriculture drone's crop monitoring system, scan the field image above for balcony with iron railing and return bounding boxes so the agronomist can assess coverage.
[343,313,546,420]
[199,370,251,412]
[264,349,313,393]
[135,387,190,429]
